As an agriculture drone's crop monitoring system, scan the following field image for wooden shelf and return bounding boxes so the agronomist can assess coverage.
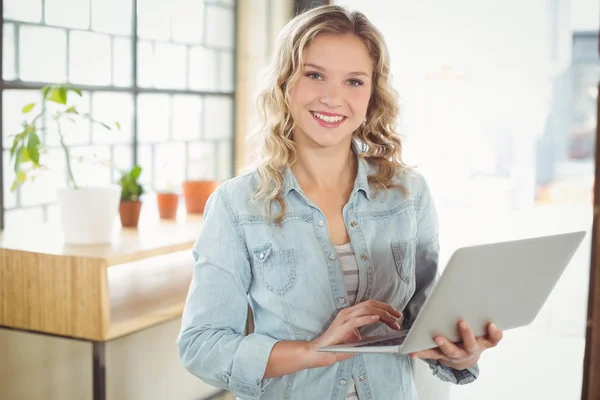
[0,214,203,341]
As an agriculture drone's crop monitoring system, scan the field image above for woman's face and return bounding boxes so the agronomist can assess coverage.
[288,33,373,150]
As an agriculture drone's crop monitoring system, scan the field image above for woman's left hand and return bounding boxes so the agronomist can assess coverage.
[409,321,503,370]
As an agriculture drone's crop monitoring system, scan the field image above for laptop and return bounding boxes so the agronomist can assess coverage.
[316,230,587,355]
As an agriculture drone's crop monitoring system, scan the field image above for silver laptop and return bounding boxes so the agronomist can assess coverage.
[317,230,586,355]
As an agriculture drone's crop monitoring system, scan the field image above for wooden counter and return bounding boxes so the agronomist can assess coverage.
[0,214,203,341]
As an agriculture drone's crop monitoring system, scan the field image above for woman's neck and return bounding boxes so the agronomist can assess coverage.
[291,145,357,192]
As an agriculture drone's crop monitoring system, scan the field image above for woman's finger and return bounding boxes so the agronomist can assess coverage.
[487,323,503,346]
[362,300,402,318]
[347,306,401,329]
[434,337,467,359]
[458,320,478,353]
[410,348,444,360]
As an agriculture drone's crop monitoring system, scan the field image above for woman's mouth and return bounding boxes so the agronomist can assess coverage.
[310,111,347,128]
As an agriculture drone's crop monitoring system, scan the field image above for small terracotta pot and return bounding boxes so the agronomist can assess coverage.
[119,200,142,228]
[182,180,218,214]
[156,192,179,219]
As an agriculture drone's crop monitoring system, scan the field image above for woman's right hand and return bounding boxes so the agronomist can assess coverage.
[306,300,403,368]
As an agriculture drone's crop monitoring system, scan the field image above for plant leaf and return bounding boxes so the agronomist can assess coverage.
[131,165,142,180]
[66,106,78,114]
[41,85,52,99]
[115,122,121,130]
[11,171,27,192]
[22,103,36,114]
[71,87,83,96]
[27,132,40,164]
[48,87,68,104]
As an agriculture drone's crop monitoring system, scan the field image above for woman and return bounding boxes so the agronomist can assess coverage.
[177,5,503,400]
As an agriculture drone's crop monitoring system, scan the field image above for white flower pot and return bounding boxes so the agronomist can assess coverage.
[57,185,122,245]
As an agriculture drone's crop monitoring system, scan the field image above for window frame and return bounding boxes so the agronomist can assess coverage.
[0,0,238,229]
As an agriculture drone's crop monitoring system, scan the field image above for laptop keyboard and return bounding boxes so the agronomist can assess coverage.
[354,331,408,347]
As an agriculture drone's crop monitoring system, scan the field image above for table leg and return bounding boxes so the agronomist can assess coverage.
[92,341,106,400]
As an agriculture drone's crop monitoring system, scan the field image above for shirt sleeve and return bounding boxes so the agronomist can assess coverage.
[176,188,280,400]
[403,173,479,385]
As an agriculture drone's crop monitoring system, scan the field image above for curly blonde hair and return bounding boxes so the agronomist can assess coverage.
[248,5,407,224]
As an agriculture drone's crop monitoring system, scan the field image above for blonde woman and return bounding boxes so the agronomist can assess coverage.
[178,5,502,400]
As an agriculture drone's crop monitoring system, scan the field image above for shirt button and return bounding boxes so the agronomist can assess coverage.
[338,297,346,304]
[329,253,337,260]
[350,221,357,227]
[360,254,368,261]
[259,253,265,259]
[318,220,325,227]
[359,375,366,382]
[339,378,347,386]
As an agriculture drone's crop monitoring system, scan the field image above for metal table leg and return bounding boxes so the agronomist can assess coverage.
[92,341,106,400]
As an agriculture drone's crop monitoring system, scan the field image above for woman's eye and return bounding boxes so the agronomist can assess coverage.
[347,79,363,86]
[306,72,323,80]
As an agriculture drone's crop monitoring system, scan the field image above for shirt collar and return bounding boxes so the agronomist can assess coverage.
[282,155,376,201]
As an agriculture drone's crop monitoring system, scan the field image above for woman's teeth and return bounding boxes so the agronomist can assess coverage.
[312,112,345,123]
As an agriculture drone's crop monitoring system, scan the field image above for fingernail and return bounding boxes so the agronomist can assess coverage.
[459,321,468,329]
[490,323,497,333]
[394,322,401,330]
[435,338,444,346]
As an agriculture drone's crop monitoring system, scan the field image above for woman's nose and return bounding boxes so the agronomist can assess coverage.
[319,82,343,108]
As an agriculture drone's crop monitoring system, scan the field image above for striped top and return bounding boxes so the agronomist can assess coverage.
[335,242,360,400]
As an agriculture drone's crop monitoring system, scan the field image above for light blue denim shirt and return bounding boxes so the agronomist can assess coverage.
[177,156,479,400]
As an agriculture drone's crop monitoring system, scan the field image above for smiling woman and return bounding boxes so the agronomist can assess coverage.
[177,5,504,400]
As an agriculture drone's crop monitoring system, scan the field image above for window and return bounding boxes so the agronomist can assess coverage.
[0,0,236,229]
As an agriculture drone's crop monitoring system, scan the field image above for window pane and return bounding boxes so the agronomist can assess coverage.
[69,145,112,187]
[189,46,218,91]
[154,42,187,89]
[92,0,132,35]
[217,140,232,181]
[171,0,204,44]
[204,96,232,139]
[205,5,234,49]
[155,142,185,189]
[112,145,133,181]
[4,0,42,23]
[45,0,90,30]
[3,150,17,209]
[137,94,170,143]
[219,51,234,92]
[45,91,91,147]
[3,24,16,80]
[137,144,154,186]
[113,37,133,87]
[92,92,134,144]
[188,141,215,180]
[172,95,202,140]
[2,90,42,149]
[20,149,63,207]
[137,40,155,88]
[19,25,67,82]
[69,31,111,85]
[137,0,171,41]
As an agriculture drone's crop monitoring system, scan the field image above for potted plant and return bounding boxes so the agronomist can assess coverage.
[182,153,218,214]
[118,165,144,228]
[156,182,180,219]
[9,84,121,245]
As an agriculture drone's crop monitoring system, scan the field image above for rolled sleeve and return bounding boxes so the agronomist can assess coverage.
[228,334,281,398]
[177,188,278,399]
[423,359,479,385]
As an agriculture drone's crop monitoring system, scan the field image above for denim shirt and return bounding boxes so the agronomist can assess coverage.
[177,157,479,400]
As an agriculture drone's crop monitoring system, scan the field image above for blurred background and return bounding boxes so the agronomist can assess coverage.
[0,0,598,399]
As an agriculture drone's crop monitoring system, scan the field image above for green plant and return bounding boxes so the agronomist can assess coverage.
[8,84,120,191]
[119,165,144,202]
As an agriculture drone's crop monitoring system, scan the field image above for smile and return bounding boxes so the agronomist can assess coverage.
[310,111,347,127]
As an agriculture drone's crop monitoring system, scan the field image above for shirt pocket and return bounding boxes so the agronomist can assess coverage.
[391,240,415,284]
[252,242,297,296]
